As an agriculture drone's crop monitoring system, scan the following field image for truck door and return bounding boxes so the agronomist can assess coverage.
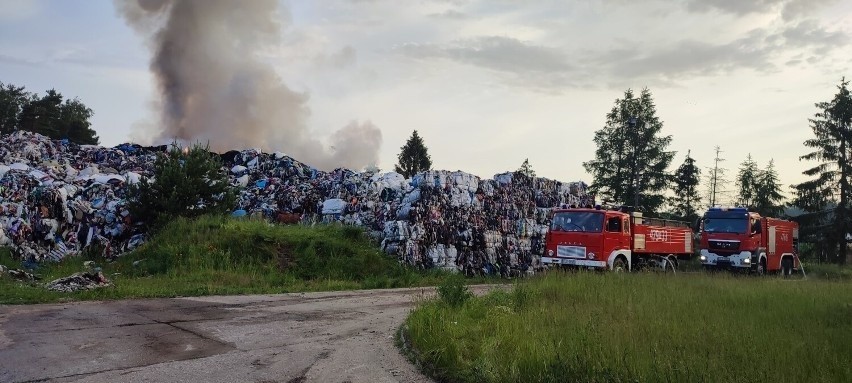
[604,215,629,254]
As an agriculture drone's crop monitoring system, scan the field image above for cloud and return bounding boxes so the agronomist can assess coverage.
[781,20,849,54]
[313,45,357,69]
[0,0,42,22]
[682,0,840,20]
[399,36,570,75]
[428,10,468,20]
[598,33,777,81]
[0,53,40,66]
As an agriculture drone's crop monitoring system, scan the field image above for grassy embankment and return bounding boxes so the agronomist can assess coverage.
[0,215,467,304]
[403,271,852,383]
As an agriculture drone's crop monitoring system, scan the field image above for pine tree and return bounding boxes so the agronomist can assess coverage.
[583,88,674,213]
[736,154,760,208]
[672,150,701,221]
[516,158,536,178]
[394,130,432,178]
[754,159,785,217]
[126,142,236,229]
[794,77,852,265]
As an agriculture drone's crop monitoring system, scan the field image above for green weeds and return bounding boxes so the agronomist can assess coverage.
[404,271,852,383]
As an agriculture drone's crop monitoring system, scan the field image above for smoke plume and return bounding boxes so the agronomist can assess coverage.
[115,0,382,170]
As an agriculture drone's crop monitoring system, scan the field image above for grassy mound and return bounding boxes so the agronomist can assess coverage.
[404,272,852,383]
[0,216,442,304]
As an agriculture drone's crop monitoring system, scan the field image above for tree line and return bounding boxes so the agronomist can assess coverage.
[0,81,99,145]
[393,80,850,264]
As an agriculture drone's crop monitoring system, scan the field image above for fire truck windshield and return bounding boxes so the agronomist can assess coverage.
[551,211,604,233]
[703,217,747,233]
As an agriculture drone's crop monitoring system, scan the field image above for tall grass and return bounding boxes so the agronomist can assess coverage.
[0,216,460,304]
[404,272,852,383]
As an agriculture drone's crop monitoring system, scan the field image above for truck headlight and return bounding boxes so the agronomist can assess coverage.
[743,257,751,264]
[700,255,707,262]
[588,252,595,260]
[548,250,554,256]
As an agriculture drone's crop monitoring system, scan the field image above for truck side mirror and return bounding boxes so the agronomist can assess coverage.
[751,221,761,235]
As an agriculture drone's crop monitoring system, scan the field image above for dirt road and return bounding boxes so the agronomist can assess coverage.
[0,286,495,383]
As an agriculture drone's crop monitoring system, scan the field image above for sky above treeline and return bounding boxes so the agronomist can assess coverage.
[1,0,850,200]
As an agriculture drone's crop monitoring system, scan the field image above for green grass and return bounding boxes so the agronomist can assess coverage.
[403,271,852,383]
[0,215,483,304]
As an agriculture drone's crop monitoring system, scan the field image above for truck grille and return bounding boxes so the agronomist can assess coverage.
[709,240,740,251]
[557,245,586,258]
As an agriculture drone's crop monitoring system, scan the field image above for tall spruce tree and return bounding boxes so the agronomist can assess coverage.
[736,154,760,208]
[672,150,701,221]
[794,77,852,265]
[583,88,674,213]
[394,130,432,178]
[754,159,785,217]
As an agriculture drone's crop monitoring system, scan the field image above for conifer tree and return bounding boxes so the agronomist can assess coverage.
[394,130,432,178]
[583,88,674,213]
[672,150,701,221]
[794,77,852,265]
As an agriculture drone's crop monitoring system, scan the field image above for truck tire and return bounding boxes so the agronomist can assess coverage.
[781,257,793,277]
[612,258,628,273]
[756,257,766,276]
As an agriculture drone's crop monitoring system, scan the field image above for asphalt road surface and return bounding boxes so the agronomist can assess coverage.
[0,286,496,383]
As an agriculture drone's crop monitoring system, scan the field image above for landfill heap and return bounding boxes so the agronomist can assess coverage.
[0,131,592,274]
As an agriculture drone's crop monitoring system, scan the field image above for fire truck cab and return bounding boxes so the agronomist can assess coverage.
[699,207,800,275]
[542,207,693,271]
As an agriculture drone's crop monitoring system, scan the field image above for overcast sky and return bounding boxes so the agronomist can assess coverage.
[1,0,850,200]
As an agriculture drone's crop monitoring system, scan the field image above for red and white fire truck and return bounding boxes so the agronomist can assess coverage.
[699,207,799,275]
[542,207,693,271]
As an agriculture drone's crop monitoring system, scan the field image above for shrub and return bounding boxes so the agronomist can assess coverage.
[437,273,471,307]
[126,142,236,229]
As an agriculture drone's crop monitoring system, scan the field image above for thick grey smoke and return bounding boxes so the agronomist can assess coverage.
[115,0,382,170]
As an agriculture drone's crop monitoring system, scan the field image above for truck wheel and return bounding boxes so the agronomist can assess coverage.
[612,258,628,273]
[756,258,766,276]
[781,257,793,277]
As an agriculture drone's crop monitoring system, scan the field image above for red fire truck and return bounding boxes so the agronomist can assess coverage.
[542,207,693,271]
[699,207,799,275]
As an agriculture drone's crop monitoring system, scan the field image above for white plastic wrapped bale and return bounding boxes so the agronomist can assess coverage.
[93,174,125,184]
[322,198,347,215]
[9,163,29,171]
[449,189,473,207]
[124,172,142,185]
[371,172,407,192]
[402,189,421,205]
[494,172,513,185]
[451,171,479,193]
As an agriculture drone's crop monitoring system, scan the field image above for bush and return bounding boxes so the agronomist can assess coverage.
[125,142,235,229]
[437,273,471,307]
